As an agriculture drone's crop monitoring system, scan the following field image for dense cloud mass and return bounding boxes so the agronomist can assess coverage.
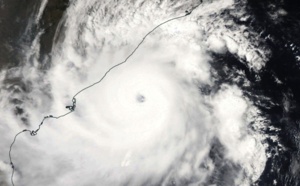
[0,0,272,185]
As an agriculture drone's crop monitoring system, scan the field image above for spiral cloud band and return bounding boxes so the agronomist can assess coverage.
[0,0,267,186]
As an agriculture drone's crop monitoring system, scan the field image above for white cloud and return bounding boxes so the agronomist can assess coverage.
[0,0,268,185]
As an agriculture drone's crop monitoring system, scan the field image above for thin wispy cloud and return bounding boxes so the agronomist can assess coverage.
[0,0,268,186]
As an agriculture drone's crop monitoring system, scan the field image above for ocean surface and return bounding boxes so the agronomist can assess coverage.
[0,0,300,186]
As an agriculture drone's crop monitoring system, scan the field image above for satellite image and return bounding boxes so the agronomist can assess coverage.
[0,0,300,185]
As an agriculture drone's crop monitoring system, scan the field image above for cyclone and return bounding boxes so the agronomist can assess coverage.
[0,0,270,186]
[66,58,212,186]
[96,61,188,148]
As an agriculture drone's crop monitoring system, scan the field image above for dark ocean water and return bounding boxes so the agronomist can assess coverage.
[219,0,300,185]
[248,1,300,185]
[1,0,300,185]
[209,0,300,185]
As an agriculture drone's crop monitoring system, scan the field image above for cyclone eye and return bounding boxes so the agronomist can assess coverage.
[136,94,146,103]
